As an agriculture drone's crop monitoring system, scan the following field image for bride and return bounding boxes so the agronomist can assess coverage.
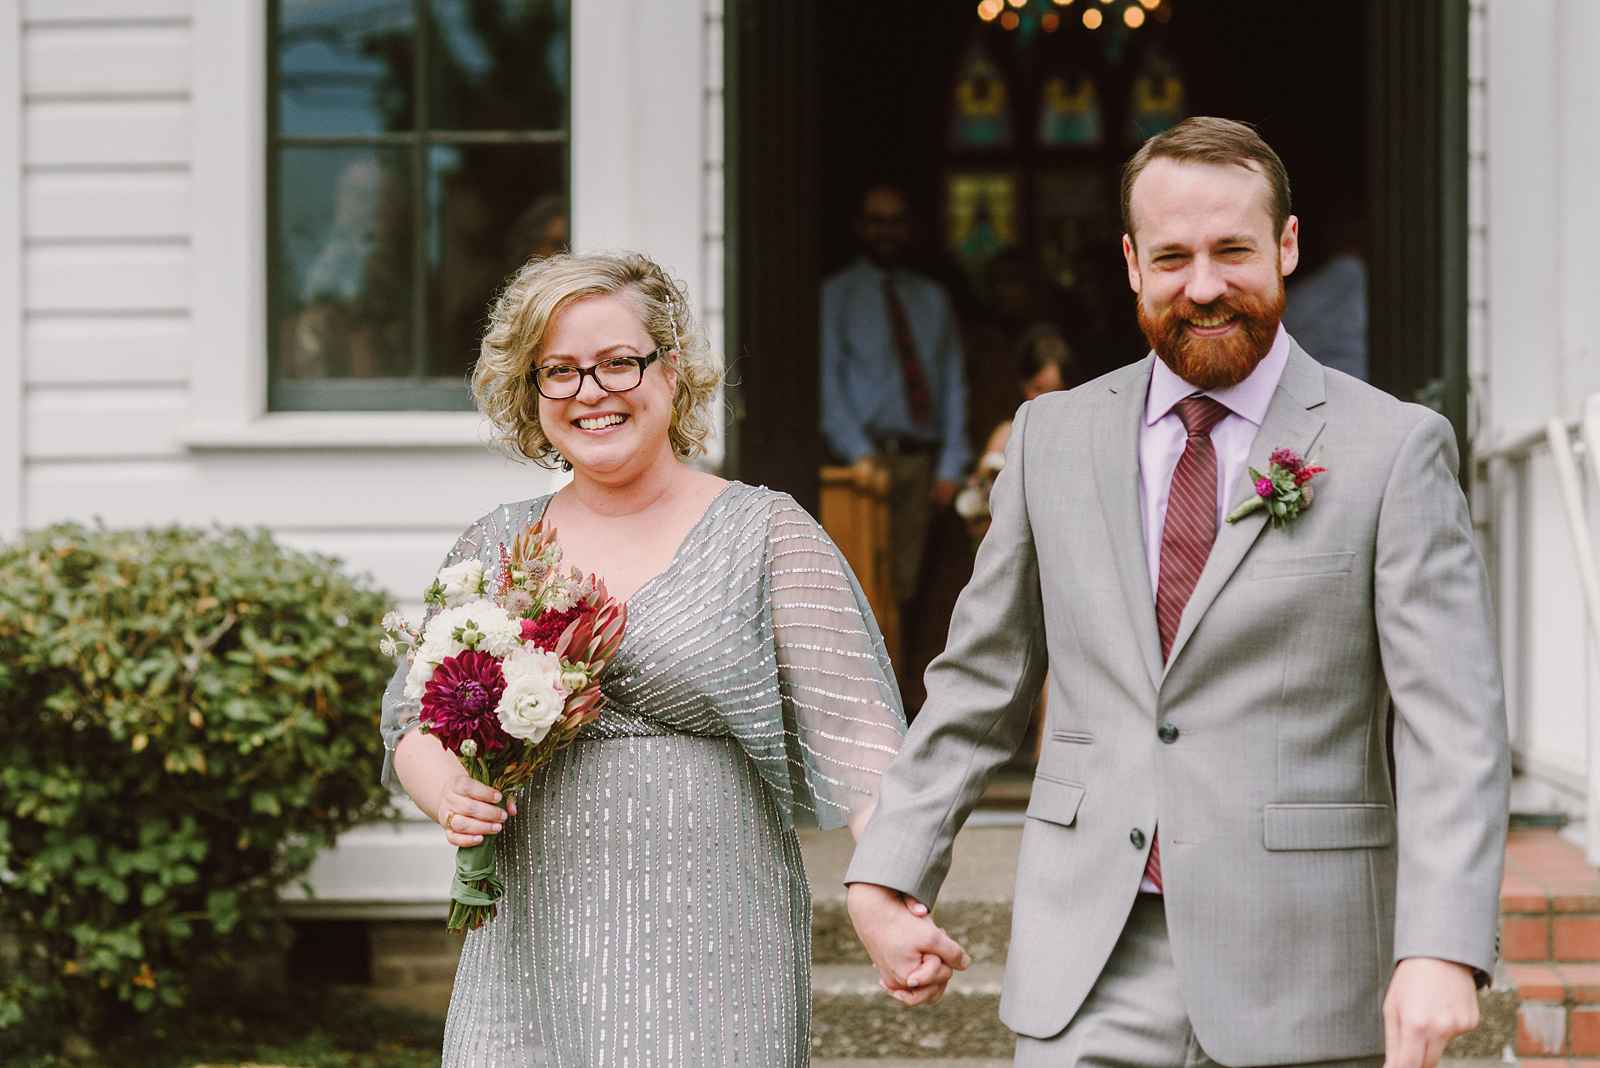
[380,251,960,1065]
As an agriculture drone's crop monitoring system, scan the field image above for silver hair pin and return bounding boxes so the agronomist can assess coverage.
[667,294,683,352]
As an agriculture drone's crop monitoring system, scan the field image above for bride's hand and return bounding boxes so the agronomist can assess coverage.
[436,775,517,847]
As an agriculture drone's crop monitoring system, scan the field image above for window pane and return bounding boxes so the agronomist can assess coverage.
[428,0,569,131]
[277,0,415,135]
[426,143,567,378]
[274,146,414,384]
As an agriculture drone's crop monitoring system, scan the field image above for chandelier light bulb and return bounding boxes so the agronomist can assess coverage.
[1001,9,1020,28]
[1139,0,1160,7]
[1083,7,1103,27]
[1124,4,1145,26]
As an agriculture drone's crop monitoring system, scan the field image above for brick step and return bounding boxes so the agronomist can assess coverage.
[1503,829,1600,964]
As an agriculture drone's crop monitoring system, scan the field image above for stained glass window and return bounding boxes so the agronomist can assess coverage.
[270,0,569,411]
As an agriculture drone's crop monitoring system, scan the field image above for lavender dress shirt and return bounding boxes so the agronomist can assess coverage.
[1135,324,1292,894]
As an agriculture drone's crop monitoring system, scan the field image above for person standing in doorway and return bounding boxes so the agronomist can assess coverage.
[821,184,970,643]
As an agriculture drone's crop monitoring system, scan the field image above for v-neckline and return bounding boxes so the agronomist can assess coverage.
[532,481,740,609]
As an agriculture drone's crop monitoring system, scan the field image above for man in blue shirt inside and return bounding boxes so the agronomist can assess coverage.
[821,184,970,626]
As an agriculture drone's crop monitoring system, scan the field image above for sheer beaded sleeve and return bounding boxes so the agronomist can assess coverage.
[378,500,546,789]
[764,496,907,830]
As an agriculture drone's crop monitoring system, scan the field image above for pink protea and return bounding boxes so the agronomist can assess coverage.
[1255,477,1274,498]
[1269,448,1305,472]
[422,650,511,754]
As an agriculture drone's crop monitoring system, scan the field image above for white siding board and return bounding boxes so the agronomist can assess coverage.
[25,25,188,96]
[26,243,187,312]
[25,315,187,383]
[272,529,467,600]
[26,170,187,239]
[26,455,547,530]
[25,99,187,166]
[23,0,187,21]
[25,385,187,459]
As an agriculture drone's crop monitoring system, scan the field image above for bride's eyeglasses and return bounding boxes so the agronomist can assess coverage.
[532,349,663,400]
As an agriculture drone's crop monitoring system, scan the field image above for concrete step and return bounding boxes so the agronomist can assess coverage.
[801,825,1020,968]
[811,964,1011,1059]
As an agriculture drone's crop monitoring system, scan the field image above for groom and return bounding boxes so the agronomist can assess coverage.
[846,117,1509,1068]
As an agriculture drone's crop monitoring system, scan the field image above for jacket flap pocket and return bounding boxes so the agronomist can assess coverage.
[1263,803,1395,851]
[1251,551,1357,580]
[1026,776,1086,827]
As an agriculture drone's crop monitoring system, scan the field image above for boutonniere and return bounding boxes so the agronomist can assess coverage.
[1226,448,1326,529]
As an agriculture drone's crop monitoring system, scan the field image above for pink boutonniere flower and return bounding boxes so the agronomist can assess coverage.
[1226,447,1326,530]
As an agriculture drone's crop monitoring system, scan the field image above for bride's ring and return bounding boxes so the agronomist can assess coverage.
[445,811,457,832]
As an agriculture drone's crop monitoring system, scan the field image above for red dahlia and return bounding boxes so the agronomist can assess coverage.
[422,650,511,754]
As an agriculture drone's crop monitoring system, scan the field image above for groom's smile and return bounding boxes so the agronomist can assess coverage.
[1122,155,1300,391]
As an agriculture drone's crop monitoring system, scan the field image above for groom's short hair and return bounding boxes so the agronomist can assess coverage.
[1120,117,1292,246]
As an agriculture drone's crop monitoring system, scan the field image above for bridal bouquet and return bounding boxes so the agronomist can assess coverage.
[381,521,626,933]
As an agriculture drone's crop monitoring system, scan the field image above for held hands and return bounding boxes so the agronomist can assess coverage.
[1382,958,1480,1068]
[436,774,517,848]
[847,882,971,1006]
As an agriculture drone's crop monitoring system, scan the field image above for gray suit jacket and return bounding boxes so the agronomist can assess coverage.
[845,345,1510,1065]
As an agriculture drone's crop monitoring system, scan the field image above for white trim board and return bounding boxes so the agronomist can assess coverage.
[0,0,22,538]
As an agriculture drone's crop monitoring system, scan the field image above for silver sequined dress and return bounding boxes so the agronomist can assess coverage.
[380,482,906,1067]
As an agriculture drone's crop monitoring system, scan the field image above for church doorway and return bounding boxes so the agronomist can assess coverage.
[726,0,1466,717]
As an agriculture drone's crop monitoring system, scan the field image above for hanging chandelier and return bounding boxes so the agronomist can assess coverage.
[976,0,1171,35]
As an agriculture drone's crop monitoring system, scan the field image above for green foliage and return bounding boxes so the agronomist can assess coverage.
[0,525,395,1052]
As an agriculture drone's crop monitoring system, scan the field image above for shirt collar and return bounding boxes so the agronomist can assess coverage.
[1144,323,1291,428]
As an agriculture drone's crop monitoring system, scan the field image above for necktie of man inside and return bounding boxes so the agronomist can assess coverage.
[881,273,933,429]
[1145,394,1232,892]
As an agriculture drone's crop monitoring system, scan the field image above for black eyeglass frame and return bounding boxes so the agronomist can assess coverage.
[531,348,664,400]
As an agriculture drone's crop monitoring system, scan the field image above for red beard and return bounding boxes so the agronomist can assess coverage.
[1137,281,1285,391]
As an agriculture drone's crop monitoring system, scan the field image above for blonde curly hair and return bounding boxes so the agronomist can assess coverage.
[473,251,721,468]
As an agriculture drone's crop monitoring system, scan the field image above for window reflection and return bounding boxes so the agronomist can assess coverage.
[427,144,566,378]
[278,0,414,135]
[276,147,413,382]
[429,0,569,131]
[270,0,568,411]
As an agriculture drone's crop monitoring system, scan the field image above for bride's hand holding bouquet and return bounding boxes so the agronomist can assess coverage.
[382,521,625,933]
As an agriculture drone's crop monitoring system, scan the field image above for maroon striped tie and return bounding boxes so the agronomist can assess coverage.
[1146,394,1231,892]
[882,273,933,428]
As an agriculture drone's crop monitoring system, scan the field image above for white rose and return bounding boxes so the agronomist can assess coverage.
[502,646,563,684]
[496,670,569,743]
[403,656,436,699]
[436,560,488,607]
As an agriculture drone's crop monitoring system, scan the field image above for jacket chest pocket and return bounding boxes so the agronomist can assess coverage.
[1250,550,1357,581]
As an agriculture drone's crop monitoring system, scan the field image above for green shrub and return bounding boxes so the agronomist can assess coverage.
[0,524,395,1055]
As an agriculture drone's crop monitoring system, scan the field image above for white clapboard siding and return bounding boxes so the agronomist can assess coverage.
[26,386,189,459]
[26,244,187,312]
[23,0,189,21]
[25,25,190,97]
[25,316,188,385]
[25,99,188,167]
[272,528,471,601]
[26,454,552,531]
[26,171,188,240]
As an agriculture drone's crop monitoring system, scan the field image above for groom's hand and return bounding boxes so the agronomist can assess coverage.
[847,882,970,1006]
[1382,957,1479,1068]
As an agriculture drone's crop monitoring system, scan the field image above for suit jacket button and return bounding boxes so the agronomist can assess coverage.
[1130,828,1146,849]
[1158,723,1179,744]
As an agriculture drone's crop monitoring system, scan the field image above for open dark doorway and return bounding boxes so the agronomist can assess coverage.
[727,0,1466,710]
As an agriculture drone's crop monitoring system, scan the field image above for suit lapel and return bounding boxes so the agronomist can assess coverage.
[1090,357,1164,689]
[1160,346,1328,679]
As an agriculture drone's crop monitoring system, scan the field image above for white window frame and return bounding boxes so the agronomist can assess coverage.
[183,0,714,454]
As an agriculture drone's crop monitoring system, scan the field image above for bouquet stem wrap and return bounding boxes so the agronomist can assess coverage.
[448,838,505,931]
